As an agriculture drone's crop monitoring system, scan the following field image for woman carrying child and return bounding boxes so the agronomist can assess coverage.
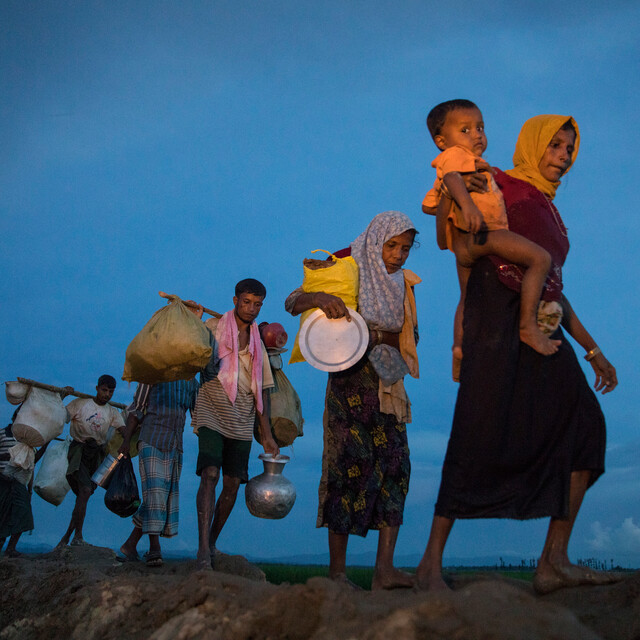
[416,114,618,594]
[423,99,559,380]
[285,210,420,590]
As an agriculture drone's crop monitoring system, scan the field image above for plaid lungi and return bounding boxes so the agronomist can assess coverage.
[132,442,182,537]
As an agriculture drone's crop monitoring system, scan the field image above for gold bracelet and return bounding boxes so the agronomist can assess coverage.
[584,346,601,361]
[376,330,383,345]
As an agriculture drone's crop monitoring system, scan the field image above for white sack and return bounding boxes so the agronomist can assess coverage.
[8,443,35,473]
[33,438,71,506]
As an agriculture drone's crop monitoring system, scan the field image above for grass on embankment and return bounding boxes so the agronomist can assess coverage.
[256,564,535,590]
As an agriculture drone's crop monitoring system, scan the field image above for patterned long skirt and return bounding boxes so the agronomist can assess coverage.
[317,357,410,537]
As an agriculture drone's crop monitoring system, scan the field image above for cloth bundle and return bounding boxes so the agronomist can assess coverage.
[254,354,303,447]
[122,295,212,384]
[11,387,66,449]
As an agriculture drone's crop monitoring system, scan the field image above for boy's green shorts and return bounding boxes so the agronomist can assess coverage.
[196,428,252,483]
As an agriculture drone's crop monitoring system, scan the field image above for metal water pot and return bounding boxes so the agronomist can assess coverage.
[245,453,296,519]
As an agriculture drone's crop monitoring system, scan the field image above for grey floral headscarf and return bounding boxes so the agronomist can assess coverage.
[351,211,416,385]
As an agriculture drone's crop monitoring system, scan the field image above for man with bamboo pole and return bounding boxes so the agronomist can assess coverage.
[57,374,125,548]
[192,279,279,571]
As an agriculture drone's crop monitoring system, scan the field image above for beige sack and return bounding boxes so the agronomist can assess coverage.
[122,295,212,384]
[255,365,304,448]
[12,387,66,447]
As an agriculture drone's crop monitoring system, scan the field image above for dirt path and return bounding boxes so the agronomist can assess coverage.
[1,546,638,639]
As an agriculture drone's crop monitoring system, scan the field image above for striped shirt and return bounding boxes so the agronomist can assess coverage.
[129,379,199,453]
[0,425,17,477]
[193,321,274,441]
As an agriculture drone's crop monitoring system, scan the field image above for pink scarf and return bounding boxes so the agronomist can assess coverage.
[215,310,264,413]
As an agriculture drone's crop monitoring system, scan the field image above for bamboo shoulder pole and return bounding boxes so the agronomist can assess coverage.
[15,377,128,410]
[158,291,222,318]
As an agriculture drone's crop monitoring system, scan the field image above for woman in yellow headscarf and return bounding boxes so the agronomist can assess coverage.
[416,115,619,594]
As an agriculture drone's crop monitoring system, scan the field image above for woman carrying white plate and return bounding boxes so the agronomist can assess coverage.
[285,210,421,590]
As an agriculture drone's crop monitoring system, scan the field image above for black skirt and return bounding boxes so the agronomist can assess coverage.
[435,259,606,520]
[0,474,34,537]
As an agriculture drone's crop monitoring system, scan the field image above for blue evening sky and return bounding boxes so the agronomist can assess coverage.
[1,1,639,565]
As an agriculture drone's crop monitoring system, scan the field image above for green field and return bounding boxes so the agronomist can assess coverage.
[256,563,536,590]
[257,563,373,589]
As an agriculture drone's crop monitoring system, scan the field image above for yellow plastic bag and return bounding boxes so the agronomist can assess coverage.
[106,411,140,458]
[122,295,212,384]
[289,250,359,364]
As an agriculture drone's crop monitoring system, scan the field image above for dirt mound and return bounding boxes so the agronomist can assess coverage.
[0,547,638,639]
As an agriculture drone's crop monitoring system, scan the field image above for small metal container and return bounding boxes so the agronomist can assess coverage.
[91,452,124,488]
[245,453,296,519]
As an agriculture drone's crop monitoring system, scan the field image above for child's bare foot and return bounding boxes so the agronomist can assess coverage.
[520,327,561,356]
[452,345,463,382]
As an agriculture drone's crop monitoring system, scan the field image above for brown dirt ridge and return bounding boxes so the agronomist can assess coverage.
[0,546,638,640]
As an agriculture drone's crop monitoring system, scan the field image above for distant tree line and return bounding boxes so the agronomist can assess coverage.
[445,557,631,572]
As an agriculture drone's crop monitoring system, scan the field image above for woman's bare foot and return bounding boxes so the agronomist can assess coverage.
[556,563,622,586]
[533,562,565,594]
[415,568,451,592]
[452,345,463,382]
[520,326,561,356]
[371,567,415,591]
[534,562,622,594]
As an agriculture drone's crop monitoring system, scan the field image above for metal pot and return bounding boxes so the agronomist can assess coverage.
[91,452,124,488]
[245,453,296,519]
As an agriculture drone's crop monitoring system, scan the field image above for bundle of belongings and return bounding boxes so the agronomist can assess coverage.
[122,294,212,384]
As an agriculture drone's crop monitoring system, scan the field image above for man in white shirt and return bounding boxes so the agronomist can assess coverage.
[56,374,125,548]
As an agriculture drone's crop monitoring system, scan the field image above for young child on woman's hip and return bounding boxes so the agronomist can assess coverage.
[422,99,559,381]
